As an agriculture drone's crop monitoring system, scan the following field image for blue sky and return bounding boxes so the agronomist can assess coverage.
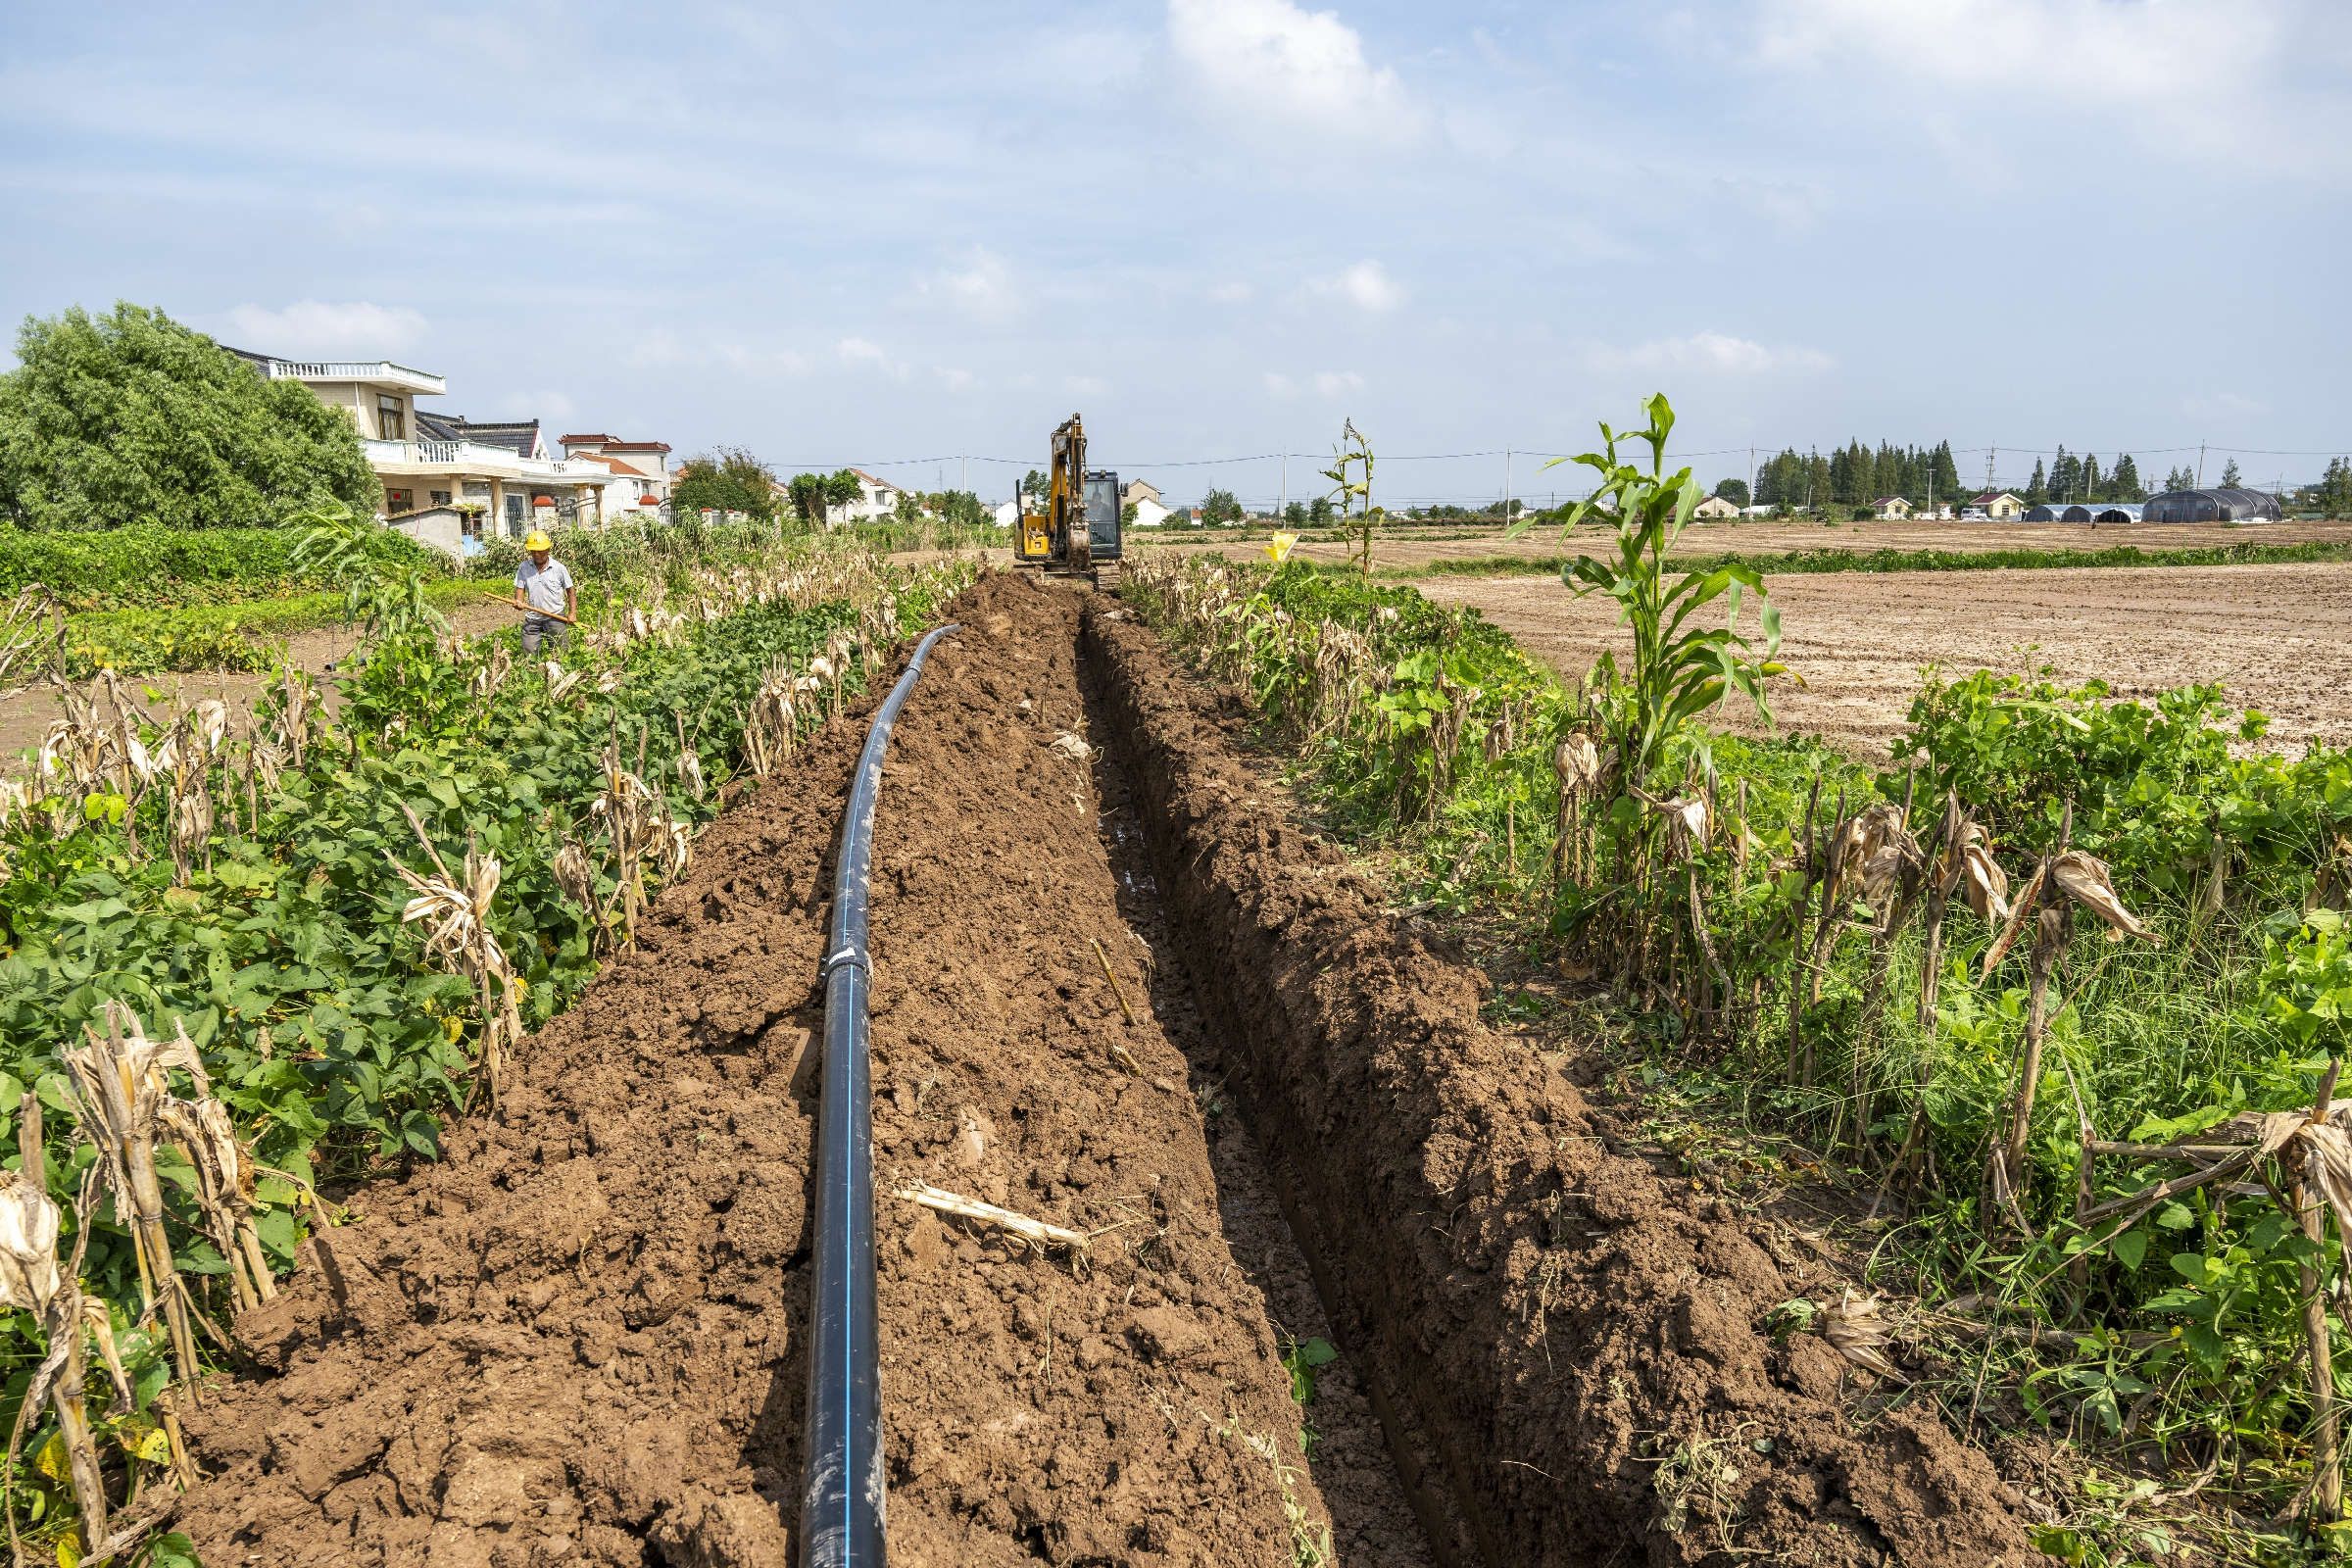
[2,0,2347,505]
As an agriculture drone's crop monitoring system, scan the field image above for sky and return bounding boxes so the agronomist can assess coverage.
[2,0,2348,507]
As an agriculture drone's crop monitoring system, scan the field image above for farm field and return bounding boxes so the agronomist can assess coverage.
[1144,514,2352,571]
[152,572,2026,1565]
[1419,559,2352,757]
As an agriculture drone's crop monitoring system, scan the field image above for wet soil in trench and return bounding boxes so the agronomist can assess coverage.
[174,570,1430,1565]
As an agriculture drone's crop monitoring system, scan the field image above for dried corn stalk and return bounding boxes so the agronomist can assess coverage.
[389,808,521,1106]
[1985,822,2156,1225]
[1,1117,110,1556]
[61,1005,204,1390]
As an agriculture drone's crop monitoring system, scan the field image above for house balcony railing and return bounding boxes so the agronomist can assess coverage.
[365,438,605,482]
[263,358,447,395]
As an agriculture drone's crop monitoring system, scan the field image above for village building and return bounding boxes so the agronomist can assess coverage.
[560,434,674,514]
[1969,490,2027,520]
[1871,495,1914,519]
[1691,494,1740,519]
[228,351,614,551]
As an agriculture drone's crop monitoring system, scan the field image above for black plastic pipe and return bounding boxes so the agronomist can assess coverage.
[800,622,959,1568]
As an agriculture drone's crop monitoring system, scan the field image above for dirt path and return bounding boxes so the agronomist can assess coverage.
[1420,561,2352,758]
[1143,517,2352,572]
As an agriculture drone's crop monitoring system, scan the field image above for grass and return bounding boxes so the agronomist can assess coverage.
[1126,549,2352,1560]
[1392,537,2352,581]
[60,578,485,675]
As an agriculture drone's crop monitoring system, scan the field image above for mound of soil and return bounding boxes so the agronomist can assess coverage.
[1082,597,2035,1567]
[176,573,1370,1564]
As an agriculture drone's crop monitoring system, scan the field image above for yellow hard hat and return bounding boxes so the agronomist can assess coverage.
[523,530,553,551]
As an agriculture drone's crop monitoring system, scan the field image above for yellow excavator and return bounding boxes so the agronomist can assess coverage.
[1014,414,1121,587]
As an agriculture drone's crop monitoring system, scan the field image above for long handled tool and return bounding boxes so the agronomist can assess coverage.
[478,588,577,626]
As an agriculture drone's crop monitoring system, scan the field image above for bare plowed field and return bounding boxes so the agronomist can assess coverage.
[1147,517,2352,572]
[1420,562,2352,757]
[174,573,2029,1565]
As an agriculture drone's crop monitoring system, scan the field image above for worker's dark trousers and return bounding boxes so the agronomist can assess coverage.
[522,616,566,656]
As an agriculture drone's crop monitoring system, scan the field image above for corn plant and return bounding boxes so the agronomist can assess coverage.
[1507,394,1789,987]
[1321,419,1380,580]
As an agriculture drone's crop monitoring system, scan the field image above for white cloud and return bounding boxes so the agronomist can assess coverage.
[1262,370,1298,396]
[836,336,908,379]
[222,299,426,354]
[1311,259,1404,313]
[1065,374,1108,398]
[936,367,977,392]
[1167,0,1423,139]
[921,248,1018,318]
[1313,369,1363,397]
[1754,0,2265,102]
[1208,280,1254,304]
[1583,332,1832,376]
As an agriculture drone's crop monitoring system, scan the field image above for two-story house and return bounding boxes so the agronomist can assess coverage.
[561,434,674,514]
[228,351,614,547]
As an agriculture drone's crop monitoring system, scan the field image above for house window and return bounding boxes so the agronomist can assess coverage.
[429,490,452,509]
[384,488,414,514]
[461,513,484,541]
[377,394,406,440]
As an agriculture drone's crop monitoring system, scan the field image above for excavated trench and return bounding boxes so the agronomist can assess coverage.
[173,572,2031,1566]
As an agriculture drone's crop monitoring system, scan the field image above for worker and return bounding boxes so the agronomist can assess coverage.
[513,529,577,655]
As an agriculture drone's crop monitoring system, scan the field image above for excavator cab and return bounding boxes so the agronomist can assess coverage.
[1016,415,1120,585]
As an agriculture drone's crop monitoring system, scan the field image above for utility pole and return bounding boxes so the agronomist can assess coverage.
[2197,442,2206,487]
[958,457,966,496]
[1504,448,1513,526]
[1279,453,1287,520]
[1747,445,1756,513]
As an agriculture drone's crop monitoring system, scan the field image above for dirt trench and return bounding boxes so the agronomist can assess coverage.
[174,571,2030,1566]
[174,572,1428,1565]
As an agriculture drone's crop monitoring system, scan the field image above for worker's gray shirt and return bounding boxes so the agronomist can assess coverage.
[514,559,573,616]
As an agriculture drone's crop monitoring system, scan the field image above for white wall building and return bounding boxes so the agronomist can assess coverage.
[828,468,910,524]
[229,351,612,549]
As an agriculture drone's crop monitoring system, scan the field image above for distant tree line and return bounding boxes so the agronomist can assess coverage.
[1752,442,1964,510]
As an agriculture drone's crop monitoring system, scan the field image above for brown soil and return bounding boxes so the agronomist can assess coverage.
[174,571,2033,1565]
[1143,516,2352,572]
[173,573,1412,1565]
[1420,562,2352,758]
[1083,596,2034,1566]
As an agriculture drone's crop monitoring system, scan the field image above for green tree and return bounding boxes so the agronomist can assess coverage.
[2081,454,2103,501]
[1282,500,1307,526]
[1021,468,1049,508]
[1930,441,1960,505]
[1305,495,1334,526]
[1712,478,1750,508]
[0,302,380,530]
[1201,487,1244,526]
[2221,458,2242,487]
[2049,447,2081,503]
[929,489,988,528]
[673,448,779,524]
[2109,453,2143,500]
[824,469,863,517]
[2026,458,2047,504]
[2312,458,2351,517]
